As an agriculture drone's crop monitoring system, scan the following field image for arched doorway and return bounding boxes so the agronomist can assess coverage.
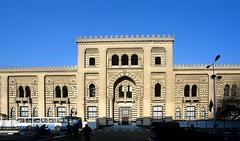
[108,73,141,125]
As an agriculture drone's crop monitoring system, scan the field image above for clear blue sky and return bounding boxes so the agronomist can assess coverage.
[0,0,239,66]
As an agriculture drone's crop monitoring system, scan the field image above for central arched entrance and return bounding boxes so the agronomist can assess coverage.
[108,72,141,125]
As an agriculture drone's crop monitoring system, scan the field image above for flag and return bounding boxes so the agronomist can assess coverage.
[209,99,214,112]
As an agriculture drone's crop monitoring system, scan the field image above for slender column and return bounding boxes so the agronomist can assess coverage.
[98,48,107,125]
[37,74,45,117]
[1,75,8,116]
[77,45,85,120]
[143,46,151,125]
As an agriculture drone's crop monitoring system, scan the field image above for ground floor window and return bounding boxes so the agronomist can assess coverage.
[152,106,163,119]
[88,106,97,119]
[20,106,28,117]
[200,108,205,119]
[186,106,195,120]
[57,107,67,117]
[175,108,181,119]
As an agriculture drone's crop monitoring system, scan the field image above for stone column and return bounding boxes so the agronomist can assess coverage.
[1,75,8,116]
[165,43,174,119]
[143,46,151,125]
[98,48,107,125]
[77,45,85,120]
[37,74,45,117]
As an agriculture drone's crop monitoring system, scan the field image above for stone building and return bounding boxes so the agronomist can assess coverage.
[0,35,239,126]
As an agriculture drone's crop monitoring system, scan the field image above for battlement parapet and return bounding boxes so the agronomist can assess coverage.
[77,34,174,43]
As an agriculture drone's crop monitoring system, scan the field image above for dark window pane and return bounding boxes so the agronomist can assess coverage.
[55,86,61,98]
[155,83,161,97]
[122,54,128,65]
[192,85,197,97]
[112,55,119,66]
[89,58,95,66]
[62,86,68,98]
[184,85,190,97]
[155,57,161,65]
[131,54,138,65]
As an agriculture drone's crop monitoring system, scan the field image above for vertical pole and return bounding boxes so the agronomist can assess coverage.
[213,65,216,134]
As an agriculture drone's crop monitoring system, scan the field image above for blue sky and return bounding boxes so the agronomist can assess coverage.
[0,0,239,66]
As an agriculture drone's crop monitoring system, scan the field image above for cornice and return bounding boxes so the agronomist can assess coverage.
[76,34,175,44]
[0,65,77,73]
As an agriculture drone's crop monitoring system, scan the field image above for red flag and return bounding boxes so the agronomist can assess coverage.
[209,99,214,112]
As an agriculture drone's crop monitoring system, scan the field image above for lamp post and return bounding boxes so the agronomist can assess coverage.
[206,55,222,134]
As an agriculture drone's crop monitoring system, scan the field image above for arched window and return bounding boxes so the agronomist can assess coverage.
[155,83,161,97]
[121,54,128,65]
[224,84,230,97]
[19,86,24,97]
[62,86,68,98]
[231,84,238,97]
[131,54,138,65]
[155,57,161,65]
[119,85,124,98]
[184,85,190,97]
[191,85,197,97]
[89,84,95,97]
[112,54,119,66]
[126,85,132,98]
[25,86,31,97]
[55,86,61,98]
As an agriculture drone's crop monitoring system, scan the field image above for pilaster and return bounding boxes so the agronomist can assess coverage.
[37,74,45,117]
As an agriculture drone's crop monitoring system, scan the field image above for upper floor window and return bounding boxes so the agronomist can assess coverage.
[231,84,238,97]
[19,86,24,97]
[122,54,128,65]
[126,85,132,98]
[191,85,197,97]
[131,54,138,65]
[155,83,161,97]
[224,84,230,97]
[155,57,161,65]
[119,85,124,98]
[55,86,61,98]
[25,86,31,97]
[112,55,119,66]
[62,86,68,98]
[89,57,95,66]
[89,84,96,97]
[184,85,190,97]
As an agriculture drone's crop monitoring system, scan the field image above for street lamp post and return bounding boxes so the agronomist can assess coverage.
[206,55,222,134]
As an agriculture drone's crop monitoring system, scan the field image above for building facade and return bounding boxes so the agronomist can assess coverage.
[0,35,240,126]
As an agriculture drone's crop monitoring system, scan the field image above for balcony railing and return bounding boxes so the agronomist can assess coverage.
[15,97,30,103]
[182,97,200,102]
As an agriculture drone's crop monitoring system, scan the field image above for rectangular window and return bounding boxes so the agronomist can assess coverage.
[88,106,97,119]
[175,109,181,119]
[186,106,195,120]
[89,57,95,66]
[200,109,205,119]
[152,106,163,119]
[57,107,67,117]
[155,57,161,65]
[20,106,28,117]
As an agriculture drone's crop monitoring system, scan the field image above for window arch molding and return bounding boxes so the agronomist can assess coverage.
[87,82,97,97]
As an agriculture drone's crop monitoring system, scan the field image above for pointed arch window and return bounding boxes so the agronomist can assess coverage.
[126,85,132,98]
[184,85,190,97]
[131,54,138,65]
[155,83,161,97]
[224,84,230,97]
[62,86,68,98]
[55,86,61,98]
[19,86,24,97]
[122,54,128,65]
[89,84,96,97]
[119,85,124,98]
[231,84,238,97]
[25,86,31,97]
[191,85,197,97]
[112,54,119,66]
